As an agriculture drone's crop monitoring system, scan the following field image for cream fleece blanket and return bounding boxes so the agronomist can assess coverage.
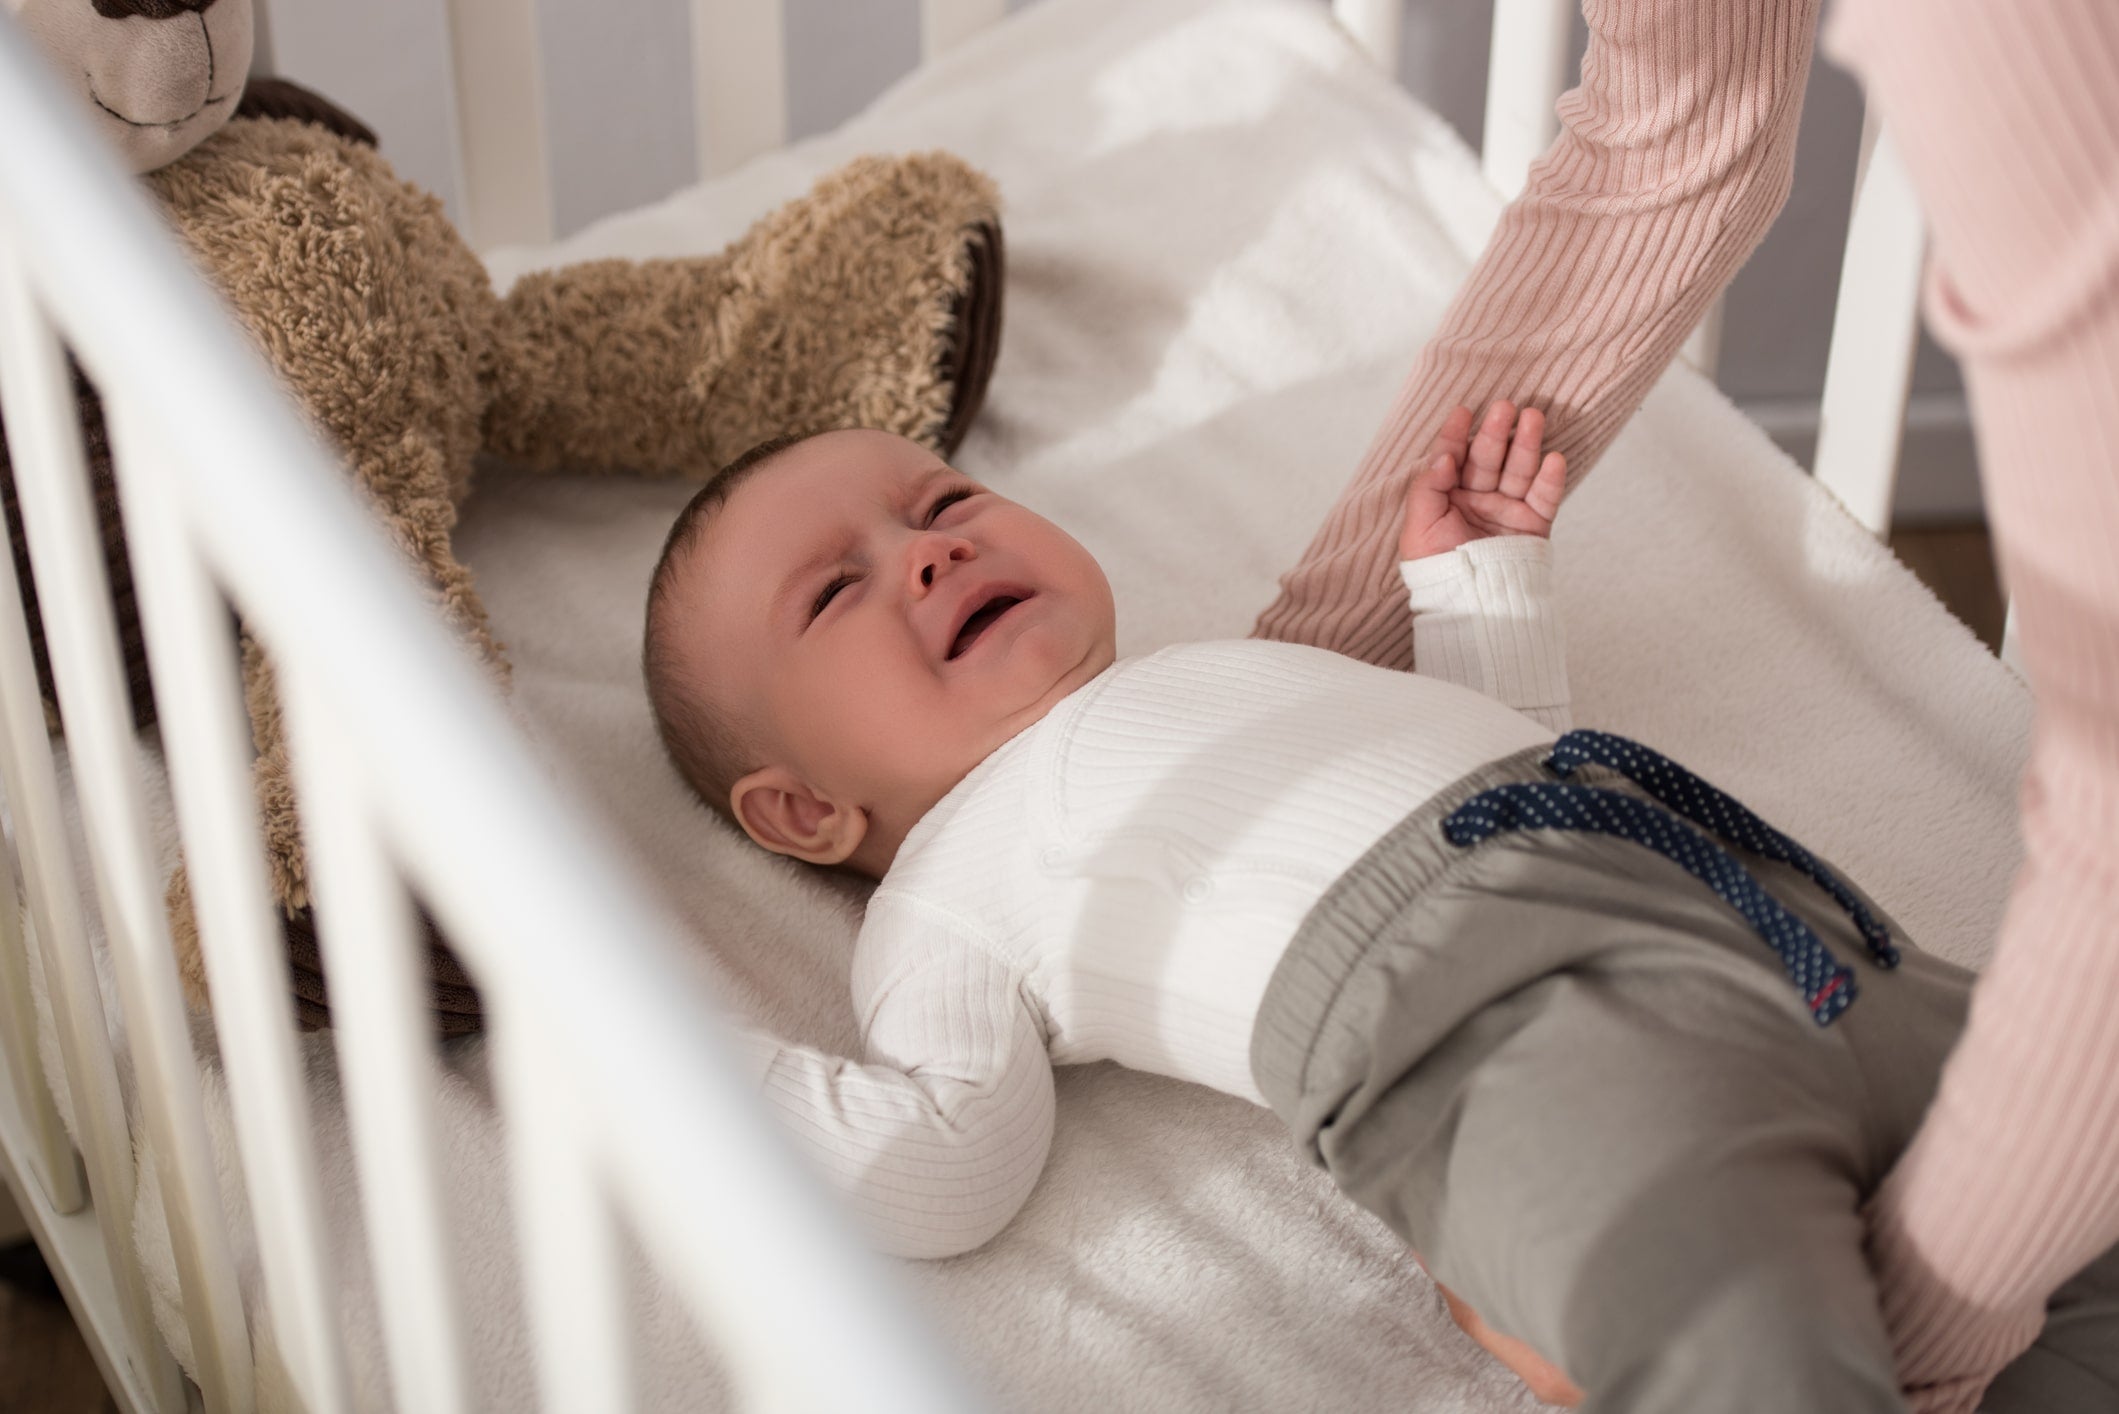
[43,0,2029,1408]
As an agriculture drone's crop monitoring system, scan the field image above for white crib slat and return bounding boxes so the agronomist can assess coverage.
[110,411,356,1414]
[282,674,472,1414]
[442,0,555,250]
[498,1014,633,1414]
[1682,298,1726,383]
[1478,0,1726,385]
[1481,0,1571,201]
[922,0,1007,63]
[0,246,190,1413]
[0,778,83,1216]
[2,301,257,1414]
[1815,113,1924,538]
[691,0,789,179]
[1331,0,1402,74]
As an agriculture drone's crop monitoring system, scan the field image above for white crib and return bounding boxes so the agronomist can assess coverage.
[0,2,1964,1412]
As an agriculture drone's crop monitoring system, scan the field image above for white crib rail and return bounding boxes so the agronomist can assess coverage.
[1477,0,1571,202]
[443,0,555,251]
[422,0,1926,541]
[691,0,790,189]
[1331,0,1401,69]
[0,252,201,1414]
[0,691,77,1221]
[0,17,979,1414]
[280,668,472,1414]
[5,295,262,1414]
[112,411,357,1414]
[439,0,1029,249]
[925,0,1012,60]
[436,0,1926,514]
[496,1012,635,1411]
[1814,113,1926,539]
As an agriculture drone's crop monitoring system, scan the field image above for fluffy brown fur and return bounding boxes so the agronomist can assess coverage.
[490,155,1001,474]
[142,114,1002,1031]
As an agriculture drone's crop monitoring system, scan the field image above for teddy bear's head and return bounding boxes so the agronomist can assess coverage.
[7,0,254,174]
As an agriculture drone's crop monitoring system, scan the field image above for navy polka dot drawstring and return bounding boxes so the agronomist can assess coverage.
[1444,782,1858,1025]
[1442,730,1894,1027]
[1545,730,1900,969]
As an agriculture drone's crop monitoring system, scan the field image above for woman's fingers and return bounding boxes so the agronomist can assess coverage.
[1499,406,1545,498]
[1465,399,1516,492]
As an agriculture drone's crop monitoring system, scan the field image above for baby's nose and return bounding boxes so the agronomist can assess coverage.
[912,534,974,589]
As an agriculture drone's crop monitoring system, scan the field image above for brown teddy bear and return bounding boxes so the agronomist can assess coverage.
[2,0,1003,1036]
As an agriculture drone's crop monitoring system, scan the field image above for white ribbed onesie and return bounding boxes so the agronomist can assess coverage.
[732,536,1568,1258]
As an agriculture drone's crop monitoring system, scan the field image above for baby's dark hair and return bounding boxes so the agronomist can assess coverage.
[642,433,812,826]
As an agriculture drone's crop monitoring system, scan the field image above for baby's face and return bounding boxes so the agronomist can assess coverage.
[681,430,1117,864]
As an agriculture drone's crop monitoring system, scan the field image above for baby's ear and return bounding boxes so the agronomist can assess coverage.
[730,766,868,866]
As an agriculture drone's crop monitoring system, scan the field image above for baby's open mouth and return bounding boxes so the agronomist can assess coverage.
[949,594,1026,660]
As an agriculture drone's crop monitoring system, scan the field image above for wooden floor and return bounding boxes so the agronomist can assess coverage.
[0,1240,117,1414]
[0,524,2007,1414]
[1889,523,2008,652]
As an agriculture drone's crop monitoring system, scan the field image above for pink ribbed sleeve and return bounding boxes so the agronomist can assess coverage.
[1251,0,1823,668]
[1824,4,2119,1410]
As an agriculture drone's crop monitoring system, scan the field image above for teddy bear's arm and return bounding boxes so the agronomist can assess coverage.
[484,255,762,478]
[482,152,1003,478]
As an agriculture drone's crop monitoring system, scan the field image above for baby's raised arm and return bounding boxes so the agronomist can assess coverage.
[1395,402,1573,733]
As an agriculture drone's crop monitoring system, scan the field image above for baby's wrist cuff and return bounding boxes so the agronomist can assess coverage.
[1399,535,1552,594]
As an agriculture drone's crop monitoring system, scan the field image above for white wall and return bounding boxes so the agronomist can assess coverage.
[256,0,1980,521]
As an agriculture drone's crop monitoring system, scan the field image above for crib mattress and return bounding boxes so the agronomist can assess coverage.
[59,0,2030,1407]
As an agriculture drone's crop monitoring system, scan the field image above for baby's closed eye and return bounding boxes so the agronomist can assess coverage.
[929,486,977,520]
[812,574,855,619]
[809,485,984,620]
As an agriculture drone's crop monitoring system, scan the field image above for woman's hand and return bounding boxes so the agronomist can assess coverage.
[1399,401,1567,562]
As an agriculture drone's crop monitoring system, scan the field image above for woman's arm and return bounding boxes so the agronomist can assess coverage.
[1252,0,1823,669]
[1821,4,2119,1409]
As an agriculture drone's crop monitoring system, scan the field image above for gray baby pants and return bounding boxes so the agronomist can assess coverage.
[1249,740,2119,1413]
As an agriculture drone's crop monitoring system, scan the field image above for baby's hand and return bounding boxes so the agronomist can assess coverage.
[1399,401,1566,562]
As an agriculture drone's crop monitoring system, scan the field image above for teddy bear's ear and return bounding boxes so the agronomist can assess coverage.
[233,77,380,150]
